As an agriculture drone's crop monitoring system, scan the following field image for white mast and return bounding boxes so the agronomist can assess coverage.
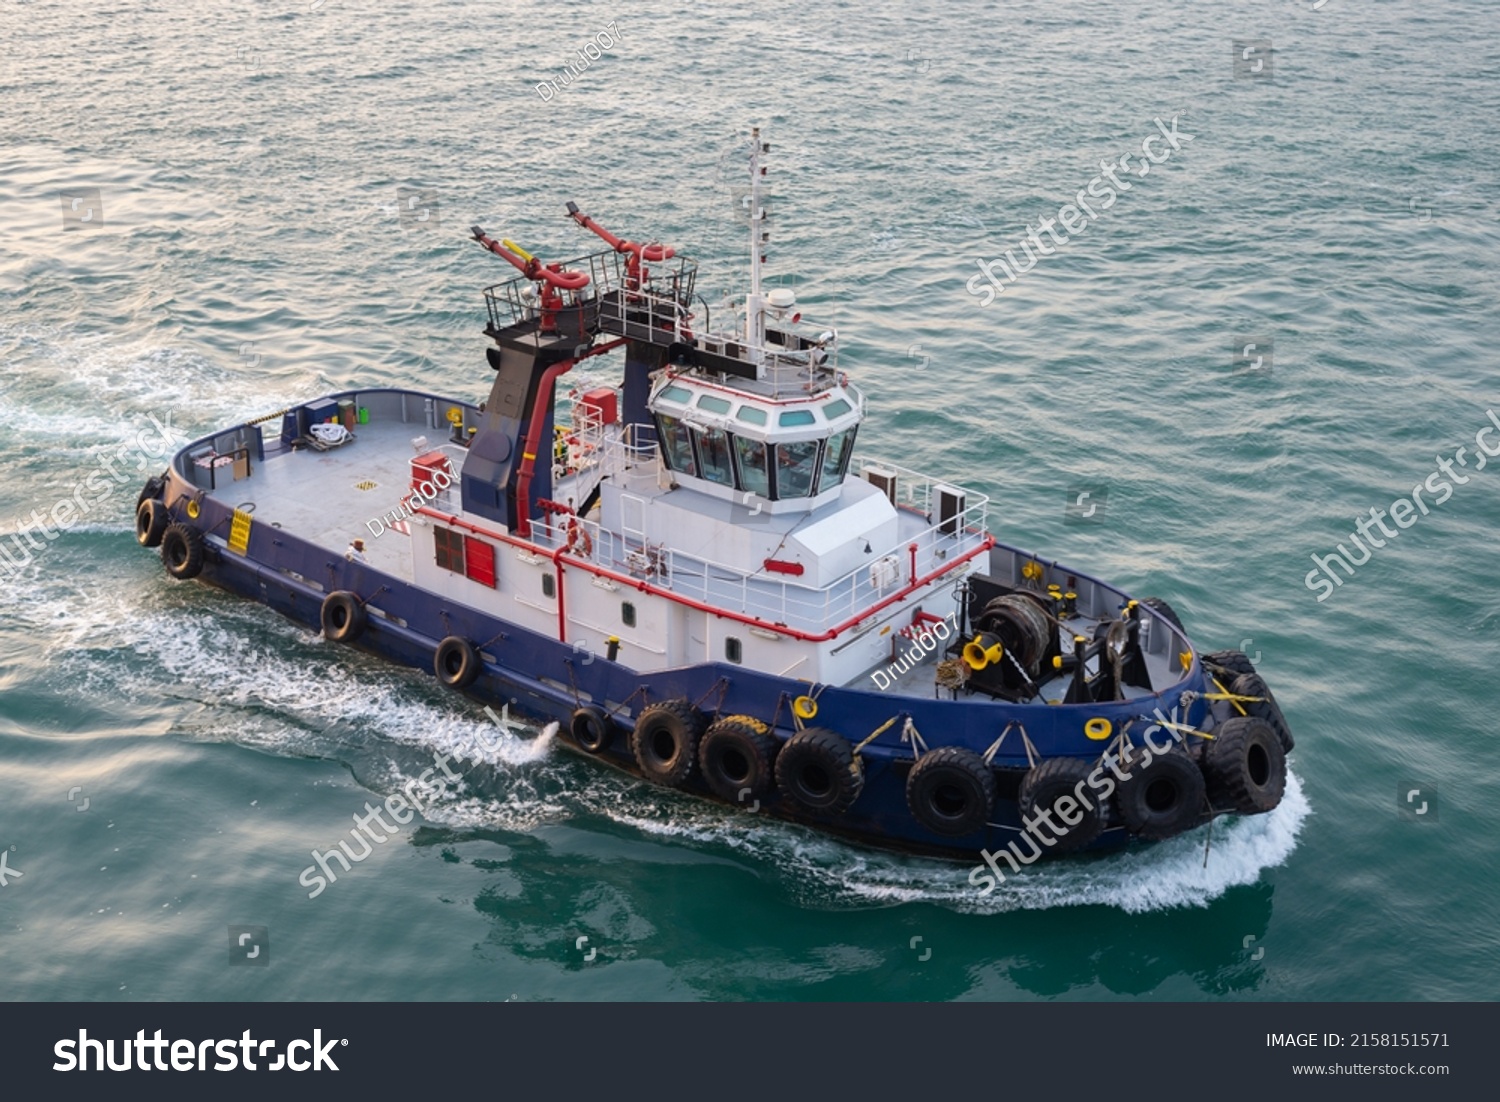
[746,126,767,368]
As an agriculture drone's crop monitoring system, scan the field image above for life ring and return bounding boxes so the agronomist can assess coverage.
[160,523,205,580]
[1203,716,1286,814]
[905,746,995,836]
[774,727,863,814]
[1083,717,1112,741]
[1017,756,1107,851]
[698,715,778,804]
[320,591,366,644]
[570,705,614,754]
[792,695,818,720]
[564,517,592,557]
[639,243,675,262]
[135,499,169,548]
[631,699,706,787]
[1114,747,1206,840]
[434,636,480,689]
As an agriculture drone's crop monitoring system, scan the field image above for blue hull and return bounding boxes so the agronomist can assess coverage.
[146,449,1218,863]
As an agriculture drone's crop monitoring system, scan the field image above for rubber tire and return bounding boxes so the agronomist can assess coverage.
[160,523,205,580]
[570,705,614,754]
[774,727,863,814]
[1229,672,1294,752]
[1203,649,1257,679]
[698,715,778,805]
[1204,715,1286,814]
[135,499,169,548]
[320,591,366,643]
[1017,756,1107,852]
[136,475,165,512]
[1141,596,1185,633]
[631,699,706,787]
[434,636,480,689]
[1115,747,1206,840]
[906,746,996,837]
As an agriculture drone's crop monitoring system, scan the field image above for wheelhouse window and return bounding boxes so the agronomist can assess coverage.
[694,427,736,487]
[733,436,770,498]
[817,427,857,493]
[774,439,822,499]
[656,414,697,477]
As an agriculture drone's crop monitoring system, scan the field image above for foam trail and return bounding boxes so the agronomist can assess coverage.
[49,573,1311,914]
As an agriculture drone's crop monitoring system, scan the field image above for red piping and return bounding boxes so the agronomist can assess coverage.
[471,227,590,290]
[512,338,626,539]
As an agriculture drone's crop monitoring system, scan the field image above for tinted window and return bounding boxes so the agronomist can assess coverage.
[733,435,769,497]
[657,415,697,476]
[774,439,821,498]
[697,395,732,414]
[818,427,856,492]
[735,406,768,426]
[778,410,816,427]
[694,427,736,486]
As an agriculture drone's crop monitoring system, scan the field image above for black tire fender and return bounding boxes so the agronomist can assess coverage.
[434,636,480,689]
[1202,649,1257,680]
[320,591,366,643]
[698,715,778,804]
[774,727,863,814]
[1229,672,1294,753]
[1140,596,1185,633]
[136,474,165,512]
[905,746,996,837]
[135,499,169,548]
[160,523,205,580]
[1115,746,1206,840]
[1203,715,1286,814]
[631,699,706,787]
[1017,756,1108,851]
[570,705,614,754]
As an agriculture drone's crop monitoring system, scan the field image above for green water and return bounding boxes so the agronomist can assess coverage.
[1,0,1497,1001]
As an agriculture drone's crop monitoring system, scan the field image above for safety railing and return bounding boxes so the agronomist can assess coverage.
[532,457,989,632]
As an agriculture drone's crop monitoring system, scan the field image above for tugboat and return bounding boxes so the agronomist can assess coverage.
[134,128,1294,867]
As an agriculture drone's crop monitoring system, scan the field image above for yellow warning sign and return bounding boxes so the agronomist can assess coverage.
[228,508,253,555]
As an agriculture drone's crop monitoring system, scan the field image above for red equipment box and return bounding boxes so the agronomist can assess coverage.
[411,450,455,492]
[576,388,617,427]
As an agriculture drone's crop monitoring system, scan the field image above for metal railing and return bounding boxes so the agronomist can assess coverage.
[482,249,698,335]
[532,455,989,632]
